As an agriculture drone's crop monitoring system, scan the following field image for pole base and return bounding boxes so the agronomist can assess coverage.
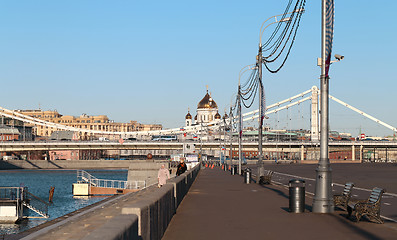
[312,198,334,213]
[312,163,334,213]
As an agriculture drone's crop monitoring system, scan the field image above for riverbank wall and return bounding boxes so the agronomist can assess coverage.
[0,159,361,170]
[0,159,168,170]
[18,163,201,240]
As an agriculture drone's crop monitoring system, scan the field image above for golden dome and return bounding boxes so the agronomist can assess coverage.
[215,112,221,119]
[194,115,197,121]
[223,113,229,119]
[185,111,192,120]
[197,91,218,109]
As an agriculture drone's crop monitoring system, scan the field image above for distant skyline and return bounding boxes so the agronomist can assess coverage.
[0,1,396,137]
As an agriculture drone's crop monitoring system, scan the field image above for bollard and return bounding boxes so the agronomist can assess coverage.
[231,165,238,175]
[244,168,251,184]
[289,179,305,213]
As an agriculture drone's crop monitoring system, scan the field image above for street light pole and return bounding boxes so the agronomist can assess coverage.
[223,116,226,164]
[312,0,334,213]
[229,107,233,168]
[257,15,291,179]
[257,44,264,180]
[237,64,256,175]
[238,85,242,175]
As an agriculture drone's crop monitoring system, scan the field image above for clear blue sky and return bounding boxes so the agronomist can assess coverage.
[0,1,395,137]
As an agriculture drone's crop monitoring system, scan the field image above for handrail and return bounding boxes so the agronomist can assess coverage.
[0,187,49,218]
[24,190,50,218]
[0,187,26,201]
[77,170,146,189]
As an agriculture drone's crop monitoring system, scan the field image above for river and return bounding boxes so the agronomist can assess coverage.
[0,169,128,235]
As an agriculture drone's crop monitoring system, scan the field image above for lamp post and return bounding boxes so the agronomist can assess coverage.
[229,106,233,168]
[312,0,338,213]
[257,15,293,179]
[223,114,227,165]
[238,64,257,175]
[237,85,242,175]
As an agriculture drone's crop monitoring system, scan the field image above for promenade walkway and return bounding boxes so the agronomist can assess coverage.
[162,167,397,240]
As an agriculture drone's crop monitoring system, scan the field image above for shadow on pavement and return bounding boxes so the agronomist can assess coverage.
[331,212,385,240]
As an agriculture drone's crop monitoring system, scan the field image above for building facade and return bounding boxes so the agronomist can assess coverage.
[16,110,162,140]
[1,117,34,141]
[0,127,20,141]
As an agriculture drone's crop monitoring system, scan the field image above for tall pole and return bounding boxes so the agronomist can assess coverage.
[312,0,333,213]
[223,117,226,164]
[200,124,203,163]
[257,44,265,180]
[238,87,242,175]
[229,107,233,168]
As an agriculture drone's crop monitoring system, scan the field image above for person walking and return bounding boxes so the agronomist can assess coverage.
[176,159,187,176]
[158,164,170,187]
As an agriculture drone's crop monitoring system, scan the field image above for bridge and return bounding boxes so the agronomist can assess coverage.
[1,140,396,169]
[1,86,396,140]
[1,85,397,163]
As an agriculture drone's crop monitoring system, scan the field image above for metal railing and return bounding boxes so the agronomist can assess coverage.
[23,190,50,218]
[0,187,49,218]
[77,170,146,189]
[0,187,26,201]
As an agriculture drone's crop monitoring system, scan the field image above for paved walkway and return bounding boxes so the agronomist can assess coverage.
[162,167,397,240]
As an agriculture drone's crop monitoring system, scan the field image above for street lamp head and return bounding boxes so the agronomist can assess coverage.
[294,8,305,13]
[280,17,291,22]
[334,54,344,61]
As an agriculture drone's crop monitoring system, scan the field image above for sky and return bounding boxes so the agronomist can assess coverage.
[0,1,396,137]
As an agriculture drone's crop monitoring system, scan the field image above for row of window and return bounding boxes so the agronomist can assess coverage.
[0,135,15,140]
[56,120,107,123]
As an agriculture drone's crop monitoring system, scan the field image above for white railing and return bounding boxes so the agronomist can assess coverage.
[77,170,146,190]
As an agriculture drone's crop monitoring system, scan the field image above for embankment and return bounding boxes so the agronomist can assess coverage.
[0,159,164,170]
[18,163,201,240]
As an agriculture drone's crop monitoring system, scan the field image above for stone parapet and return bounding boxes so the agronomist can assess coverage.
[19,163,201,240]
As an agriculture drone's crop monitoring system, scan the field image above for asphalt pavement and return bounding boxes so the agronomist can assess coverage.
[250,162,397,222]
[162,165,397,240]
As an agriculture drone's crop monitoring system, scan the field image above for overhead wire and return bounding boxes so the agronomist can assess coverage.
[231,0,306,130]
[264,0,304,62]
[263,0,306,73]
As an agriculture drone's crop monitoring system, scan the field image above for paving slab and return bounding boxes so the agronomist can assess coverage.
[162,167,397,240]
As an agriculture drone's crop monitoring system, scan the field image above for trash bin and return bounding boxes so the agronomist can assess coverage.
[289,179,305,213]
[244,168,251,184]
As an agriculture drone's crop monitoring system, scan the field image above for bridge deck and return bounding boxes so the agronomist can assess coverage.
[162,167,397,240]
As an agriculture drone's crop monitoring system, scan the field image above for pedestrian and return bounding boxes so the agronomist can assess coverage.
[158,164,170,187]
[176,159,187,176]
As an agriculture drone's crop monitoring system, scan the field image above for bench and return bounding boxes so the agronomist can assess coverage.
[333,182,354,210]
[347,187,385,224]
[259,170,273,185]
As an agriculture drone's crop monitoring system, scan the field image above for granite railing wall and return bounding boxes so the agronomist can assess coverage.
[82,163,201,240]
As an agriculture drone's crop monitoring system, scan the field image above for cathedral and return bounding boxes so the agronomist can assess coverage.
[185,88,227,127]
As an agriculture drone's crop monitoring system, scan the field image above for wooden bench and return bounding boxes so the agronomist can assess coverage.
[333,182,354,210]
[259,170,273,185]
[347,187,385,224]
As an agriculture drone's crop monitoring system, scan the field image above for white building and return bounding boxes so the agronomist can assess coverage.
[185,88,222,126]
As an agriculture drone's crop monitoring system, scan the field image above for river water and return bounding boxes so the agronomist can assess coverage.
[0,169,128,235]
